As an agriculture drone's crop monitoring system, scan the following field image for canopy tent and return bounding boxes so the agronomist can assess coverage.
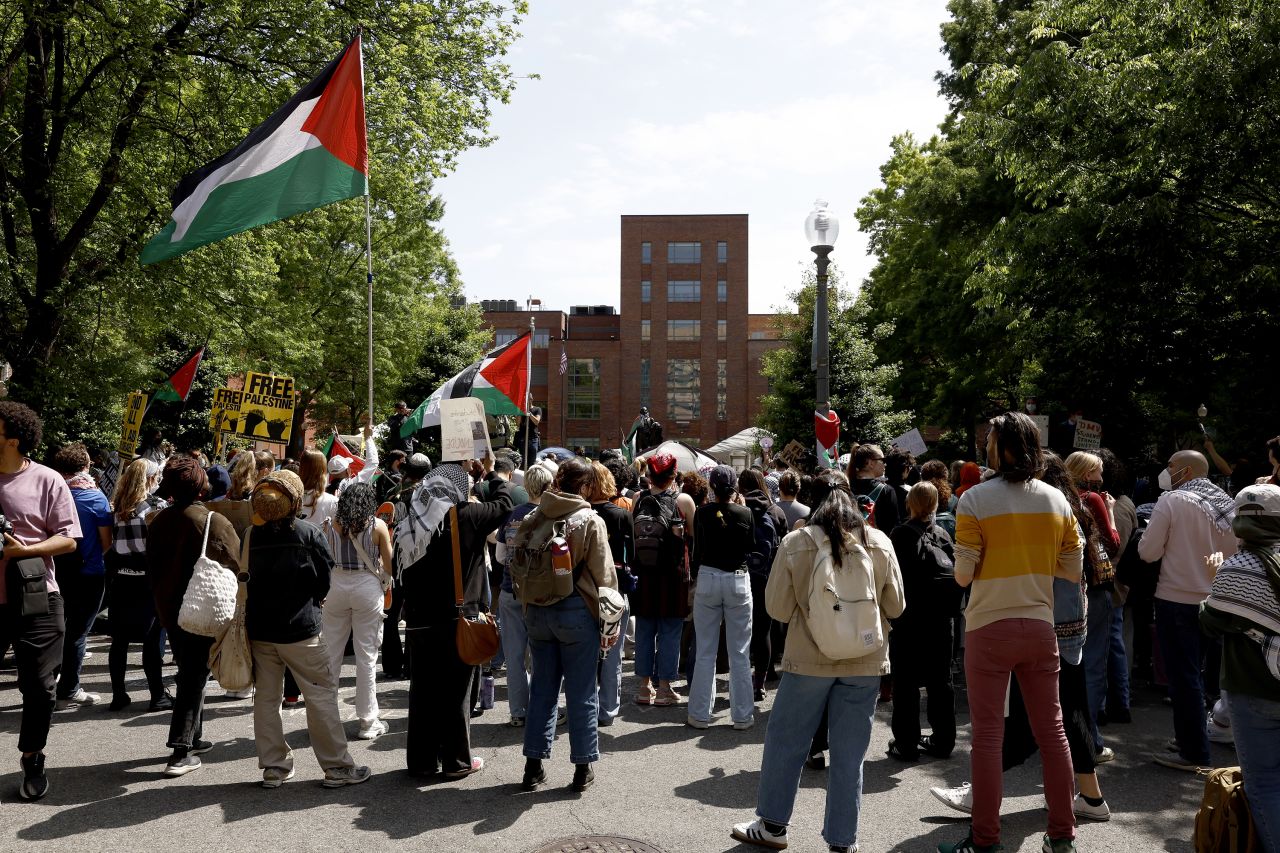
[704,427,774,463]
[636,440,720,474]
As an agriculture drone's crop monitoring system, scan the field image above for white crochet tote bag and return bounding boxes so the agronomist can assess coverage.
[177,510,239,637]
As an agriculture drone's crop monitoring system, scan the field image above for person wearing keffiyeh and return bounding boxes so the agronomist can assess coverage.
[1139,450,1239,771]
[1201,484,1280,853]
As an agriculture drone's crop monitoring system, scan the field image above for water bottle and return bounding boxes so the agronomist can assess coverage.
[480,672,495,710]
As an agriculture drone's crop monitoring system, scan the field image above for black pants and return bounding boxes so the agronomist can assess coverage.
[167,626,213,751]
[406,624,476,775]
[381,583,406,678]
[109,622,165,701]
[1004,657,1096,774]
[9,594,65,753]
[889,621,956,756]
[749,574,772,679]
[56,571,105,698]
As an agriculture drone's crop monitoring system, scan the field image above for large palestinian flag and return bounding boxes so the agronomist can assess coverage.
[401,334,530,436]
[141,37,368,265]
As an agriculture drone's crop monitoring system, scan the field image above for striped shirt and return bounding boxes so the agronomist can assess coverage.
[954,477,1084,631]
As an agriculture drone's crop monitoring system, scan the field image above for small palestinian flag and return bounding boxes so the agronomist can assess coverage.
[141,37,367,264]
[322,432,365,477]
[401,333,530,436]
[153,347,205,402]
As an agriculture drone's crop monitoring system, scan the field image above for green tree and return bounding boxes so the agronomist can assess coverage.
[757,267,912,453]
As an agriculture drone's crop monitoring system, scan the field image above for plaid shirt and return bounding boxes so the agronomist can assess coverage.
[112,497,167,572]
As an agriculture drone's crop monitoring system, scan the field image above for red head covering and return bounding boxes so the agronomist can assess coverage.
[956,462,982,496]
[648,453,677,477]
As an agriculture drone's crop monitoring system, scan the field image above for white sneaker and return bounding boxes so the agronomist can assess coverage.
[930,782,973,814]
[261,767,295,789]
[730,818,789,850]
[357,719,388,740]
[1095,746,1115,763]
[686,716,711,729]
[55,688,101,710]
[1207,713,1234,745]
[732,717,756,731]
[1073,794,1111,822]
[224,687,254,700]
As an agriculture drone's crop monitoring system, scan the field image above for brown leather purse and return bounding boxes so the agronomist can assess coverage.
[450,505,500,665]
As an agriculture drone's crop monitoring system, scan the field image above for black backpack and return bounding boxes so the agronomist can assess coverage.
[910,520,962,616]
[746,505,780,578]
[632,490,683,577]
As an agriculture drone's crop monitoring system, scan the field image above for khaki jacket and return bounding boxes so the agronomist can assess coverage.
[765,523,905,677]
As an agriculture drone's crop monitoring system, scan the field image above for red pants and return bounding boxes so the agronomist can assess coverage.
[964,618,1075,845]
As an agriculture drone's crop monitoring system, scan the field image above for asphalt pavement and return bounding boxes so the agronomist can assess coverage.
[0,634,1222,852]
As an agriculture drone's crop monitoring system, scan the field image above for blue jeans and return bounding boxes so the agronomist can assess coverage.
[1082,586,1113,749]
[523,595,600,764]
[634,616,683,683]
[757,673,879,849]
[498,590,529,719]
[597,596,628,723]
[1155,598,1211,764]
[689,568,754,724]
[1227,691,1280,853]
[1108,602,1130,711]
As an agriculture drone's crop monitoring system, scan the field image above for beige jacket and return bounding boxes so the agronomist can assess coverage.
[765,523,905,677]
[536,490,618,620]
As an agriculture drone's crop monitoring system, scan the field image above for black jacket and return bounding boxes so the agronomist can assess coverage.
[692,501,754,574]
[244,519,334,645]
[852,477,902,533]
[402,473,513,629]
[591,501,633,568]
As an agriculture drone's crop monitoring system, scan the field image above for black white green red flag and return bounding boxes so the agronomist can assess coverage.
[153,347,205,402]
[141,37,368,264]
[400,334,530,436]
[321,432,365,476]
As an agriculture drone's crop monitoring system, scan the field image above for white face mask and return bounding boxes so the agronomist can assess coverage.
[1158,466,1189,492]
[1025,403,1038,414]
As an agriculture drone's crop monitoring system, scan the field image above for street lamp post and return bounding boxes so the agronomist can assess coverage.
[805,200,840,418]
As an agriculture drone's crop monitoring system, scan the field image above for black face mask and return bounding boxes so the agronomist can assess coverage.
[1084,480,1104,492]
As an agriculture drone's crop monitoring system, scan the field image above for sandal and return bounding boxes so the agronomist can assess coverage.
[634,685,656,706]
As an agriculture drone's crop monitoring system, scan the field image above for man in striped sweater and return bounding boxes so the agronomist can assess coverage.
[939,412,1084,853]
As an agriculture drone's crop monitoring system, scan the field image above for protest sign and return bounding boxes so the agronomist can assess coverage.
[891,428,928,457]
[1030,415,1050,447]
[777,439,807,466]
[235,373,295,444]
[1073,419,1103,450]
[209,387,243,434]
[440,397,492,462]
[119,392,148,456]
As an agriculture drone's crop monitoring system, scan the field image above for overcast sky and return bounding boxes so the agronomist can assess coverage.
[437,0,954,315]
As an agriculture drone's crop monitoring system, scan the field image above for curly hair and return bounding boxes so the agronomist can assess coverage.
[0,401,43,455]
[335,481,377,535]
[158,454,207,507]
[50,442,91,475]
[228,450,258,500]
[680,471,708,506]
[919,459,953,506]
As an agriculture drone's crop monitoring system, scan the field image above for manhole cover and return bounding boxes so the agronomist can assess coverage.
[530,836,666,853]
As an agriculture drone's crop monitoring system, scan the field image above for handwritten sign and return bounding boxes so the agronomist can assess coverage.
[1030,415,1050,448]
[1073,419,1103,451]
[235,372,295,444]
[440,397,492,463]
[209,387,243,434]
[891,428,928,457]
[118,392,148,456]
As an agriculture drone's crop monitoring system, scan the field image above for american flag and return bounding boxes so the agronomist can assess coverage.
[559,346,568,375]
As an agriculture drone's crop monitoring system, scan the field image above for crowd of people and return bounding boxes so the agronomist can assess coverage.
[2,398,1279,853]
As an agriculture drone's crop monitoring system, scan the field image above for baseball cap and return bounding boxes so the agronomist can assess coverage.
[1234,484,1280,517]
[648,452,677,477]
[327,455,352,476]
[205,464,231,500]
[709,464,737,495]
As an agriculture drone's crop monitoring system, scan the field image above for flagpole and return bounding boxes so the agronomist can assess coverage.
[523,317,534,465]
[360,33,374,437]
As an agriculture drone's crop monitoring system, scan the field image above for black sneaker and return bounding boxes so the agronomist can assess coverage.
[571,763,595,793]
[189,740,214,756]
[521,758,546,792]
[149,693,174,712]
[19,753,49,800]
[163,753,202,777]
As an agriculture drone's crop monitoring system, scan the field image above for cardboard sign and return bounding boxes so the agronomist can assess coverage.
[891,428,928,457]
[209,387,243,434]
[440,397,492,462]
[118,392,148,456]
[1030,415,1050,448]
[1073,419,1103,451]
[777,439,808,465]
[236,372,295,444]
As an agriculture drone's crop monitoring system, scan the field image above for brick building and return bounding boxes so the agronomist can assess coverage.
[479,214,784,456]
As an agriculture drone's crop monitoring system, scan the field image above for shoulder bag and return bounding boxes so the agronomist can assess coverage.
[451,505,500,665]
[177,510,239,637]
[351,526,393,609]
[208,528,253,691]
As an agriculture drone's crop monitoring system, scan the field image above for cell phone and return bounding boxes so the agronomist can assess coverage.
[1198,422,1207,435]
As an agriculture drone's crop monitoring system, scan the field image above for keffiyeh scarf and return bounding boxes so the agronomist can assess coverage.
[1176,477,1236,534]
[392,463,471,579]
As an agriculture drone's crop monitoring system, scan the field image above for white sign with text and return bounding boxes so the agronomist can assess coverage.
[440,397,493,462]
[891,428,929,457]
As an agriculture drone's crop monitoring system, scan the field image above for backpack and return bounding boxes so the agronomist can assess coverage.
[632,490,684,577]
[801,526,884,660]
[856,482,886,530]
[508,506,593,606]
[1194,766,1261,853]
[746,504,781,578]
[916,522,963,616]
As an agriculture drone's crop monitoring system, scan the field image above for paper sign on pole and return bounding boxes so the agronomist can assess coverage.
[236,373,295,444]
[1073,419,1103,451]
[119,392,148,456]
[1030,415,1050,447]
[440,397,493,463]
[891,428,929,457]
[209,387,243,434]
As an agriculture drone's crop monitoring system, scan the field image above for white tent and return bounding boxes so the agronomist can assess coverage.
[636,440,719,473]
[704,427,774,466]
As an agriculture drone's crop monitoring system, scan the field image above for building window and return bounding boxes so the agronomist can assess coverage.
[717,359,727,421]
[533,331,550,349]
[718,280,727,302]
[640,280,651,303]
[641,242,651,264]
[667,319,700,340]
[667,241,701,264]
[717,241,728,263]
[641,320,651,341]
[667,280,700,302]
[531,365,548,386]
[668,358,700,421]
[750,331,767,340]
[568,437,601,456]
[717,320,727,341]
[566,358,601,419]
[495,329,518,346]
[640,358,650,409]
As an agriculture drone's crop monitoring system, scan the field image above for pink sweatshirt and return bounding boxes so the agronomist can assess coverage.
[1138,490,1238,605]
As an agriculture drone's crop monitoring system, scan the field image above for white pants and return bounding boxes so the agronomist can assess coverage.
[321,569,385,725]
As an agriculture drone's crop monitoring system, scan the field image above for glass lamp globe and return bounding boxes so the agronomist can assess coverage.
[804,199,840,248]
